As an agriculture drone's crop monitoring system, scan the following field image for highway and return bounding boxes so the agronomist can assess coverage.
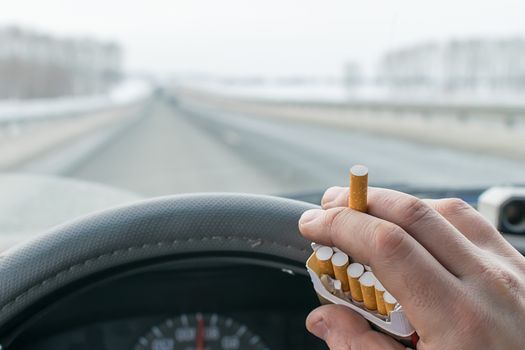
[16,97,525,197]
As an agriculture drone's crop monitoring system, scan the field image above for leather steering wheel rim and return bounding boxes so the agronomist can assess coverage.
[0,193,317,343]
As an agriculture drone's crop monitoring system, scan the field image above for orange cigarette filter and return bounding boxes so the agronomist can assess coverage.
[347,263,365,302]
[331,252,350,292]
[349,165,368,212]
[374,280,387,316]
[384,292,398,314]
[359,271,377,311]
[311,246,335,277]
[308,243,322,271]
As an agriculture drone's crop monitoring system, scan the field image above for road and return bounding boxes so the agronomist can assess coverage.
[20,97,525,197]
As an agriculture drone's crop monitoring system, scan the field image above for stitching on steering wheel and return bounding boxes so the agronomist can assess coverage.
[0,235,308,314]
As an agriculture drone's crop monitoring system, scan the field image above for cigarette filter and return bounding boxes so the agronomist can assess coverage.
[347,263,365,302]
[311,246,334,277]
[308,243,322,271]
[306,247,415,343]
[384,292,398,314]
[333,279,346,299]
[311,242,322,252]
[359,271,377,310]
[349,165,368,212]
[374,280,387,316]
[331,252,350,292]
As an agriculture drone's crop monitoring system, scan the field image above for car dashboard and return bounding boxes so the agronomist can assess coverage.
[16,261,325,350]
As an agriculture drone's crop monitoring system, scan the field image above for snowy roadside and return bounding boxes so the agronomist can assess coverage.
[0,79,152,171]
[0,79,152,123]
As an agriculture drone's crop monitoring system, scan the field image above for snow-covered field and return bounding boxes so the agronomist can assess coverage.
[0,79,152,123]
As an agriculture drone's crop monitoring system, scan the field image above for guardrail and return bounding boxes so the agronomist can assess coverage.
[0,80,152,125]
[0,97,114,125]
[177,88,525,159]
[240,97,525,127]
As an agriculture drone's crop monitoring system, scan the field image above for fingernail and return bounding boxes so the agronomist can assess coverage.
[321,186,342,207]
[308,316,328,340]
[299,209,324,226]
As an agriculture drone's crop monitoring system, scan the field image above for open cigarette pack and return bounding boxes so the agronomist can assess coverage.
[305,165,417,346]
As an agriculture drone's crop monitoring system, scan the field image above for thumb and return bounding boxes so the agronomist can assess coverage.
[306,304,406,350]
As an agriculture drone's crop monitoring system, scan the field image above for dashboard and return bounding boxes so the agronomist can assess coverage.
[5,189,523,350]
[14,259,326,350]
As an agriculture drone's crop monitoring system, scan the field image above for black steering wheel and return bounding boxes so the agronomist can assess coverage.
[0,193,317,348]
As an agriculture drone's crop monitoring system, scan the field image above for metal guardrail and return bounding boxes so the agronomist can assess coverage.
[251,98,525,126]
[0,81,152,125]
[180,88,525,127]
[0,98,122,125]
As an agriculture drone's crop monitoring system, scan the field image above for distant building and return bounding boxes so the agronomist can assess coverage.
[377,38,525,94]
[0,26,123,99]
[343,61,363,88]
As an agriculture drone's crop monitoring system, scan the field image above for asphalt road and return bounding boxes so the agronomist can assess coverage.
[63,97,525,196]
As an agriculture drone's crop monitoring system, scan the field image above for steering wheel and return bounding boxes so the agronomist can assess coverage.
[0,193,317,348]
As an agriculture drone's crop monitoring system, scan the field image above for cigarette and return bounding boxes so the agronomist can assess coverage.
[332,247,343,253]
[311,242,322,251]
[347,263,365,302]
[311,246,335,277]
[359,271,377,310]
[333,279,346,299]
[331,252,350,292]
[349,165,368,212]
[374,280,387,316]
[383,292,398,314]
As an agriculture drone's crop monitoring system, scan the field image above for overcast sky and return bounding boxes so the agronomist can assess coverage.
[2,0,525,77]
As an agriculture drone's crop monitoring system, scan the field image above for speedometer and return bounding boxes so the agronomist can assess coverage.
[134,313,269,350]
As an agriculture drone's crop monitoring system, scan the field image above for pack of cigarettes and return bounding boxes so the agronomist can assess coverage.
[305,165,418,347]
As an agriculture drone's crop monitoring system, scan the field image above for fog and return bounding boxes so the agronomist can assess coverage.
[2,0,525,77]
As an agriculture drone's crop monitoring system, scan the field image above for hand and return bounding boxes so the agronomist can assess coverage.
[299,186,525,350]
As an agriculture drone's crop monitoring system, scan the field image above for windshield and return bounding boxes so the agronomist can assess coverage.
[2,0,525,197]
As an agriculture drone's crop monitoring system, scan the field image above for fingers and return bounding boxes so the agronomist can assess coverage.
[321,186,480,276]
[299,207,459,330]
[424,198,521,258]
[322,186,349,208]
[366,188,480,276]
[306,305,406,350]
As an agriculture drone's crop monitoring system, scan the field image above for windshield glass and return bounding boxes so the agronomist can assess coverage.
[1,0,525,197]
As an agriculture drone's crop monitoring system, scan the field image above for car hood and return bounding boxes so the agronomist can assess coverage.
[0,173,140,250]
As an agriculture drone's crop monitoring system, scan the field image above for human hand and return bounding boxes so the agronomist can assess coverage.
[299,187,525,350]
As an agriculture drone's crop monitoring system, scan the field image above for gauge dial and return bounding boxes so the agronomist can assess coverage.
[134,313,268,350]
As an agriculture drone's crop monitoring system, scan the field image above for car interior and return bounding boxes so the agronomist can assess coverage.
[1,1,525,349]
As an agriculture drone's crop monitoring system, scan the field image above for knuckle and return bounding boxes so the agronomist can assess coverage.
[329,208,353,243]
[478,263,522,299]
[400,196,434,228]
[321,187,348,209]
[438,198,472,217]
[372,222,407,259]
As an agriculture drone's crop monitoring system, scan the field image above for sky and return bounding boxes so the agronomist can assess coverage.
[2,0,525,78]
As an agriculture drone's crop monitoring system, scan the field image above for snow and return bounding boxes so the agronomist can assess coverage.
[0,79,152,123]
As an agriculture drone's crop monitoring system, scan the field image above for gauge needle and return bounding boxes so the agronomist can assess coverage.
[196,316,205,350]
